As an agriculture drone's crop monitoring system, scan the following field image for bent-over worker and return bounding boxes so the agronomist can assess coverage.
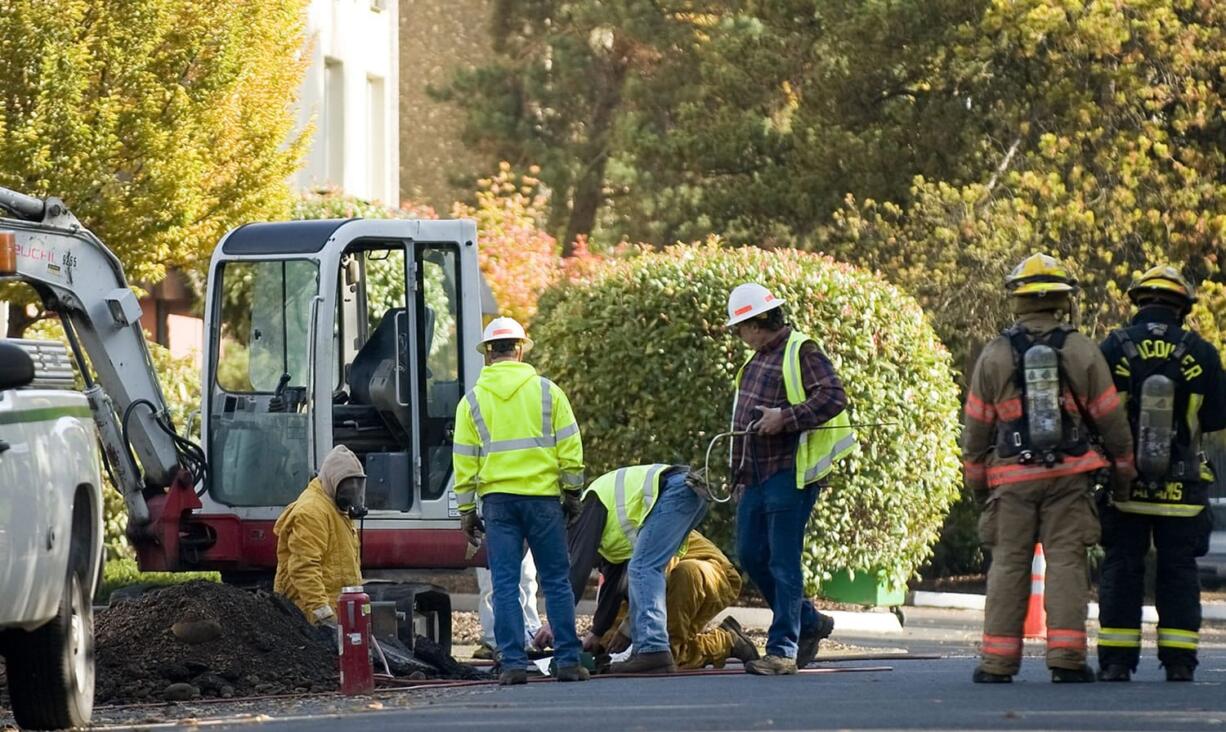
[552,522,757,670]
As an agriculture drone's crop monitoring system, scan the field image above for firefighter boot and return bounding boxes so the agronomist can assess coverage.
[972,668,1012,684]
[1165,665,1195,682]
[1051,665,1096,683]
[1097,664,1131,682]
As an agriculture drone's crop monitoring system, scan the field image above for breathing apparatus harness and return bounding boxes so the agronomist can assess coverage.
[997,325,1091,469]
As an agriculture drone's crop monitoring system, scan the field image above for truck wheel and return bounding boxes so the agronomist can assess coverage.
[7,569,95,729]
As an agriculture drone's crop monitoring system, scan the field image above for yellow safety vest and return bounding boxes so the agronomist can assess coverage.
[452,361,584,511]
[734,330,857,489]
[584,464,689,564]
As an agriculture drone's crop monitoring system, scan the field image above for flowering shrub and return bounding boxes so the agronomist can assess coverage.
[452,163,560,322]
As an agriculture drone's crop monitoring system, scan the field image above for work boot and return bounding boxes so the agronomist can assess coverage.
[1165,664,1195,682]
[1051,665,1095,683]
[972,668,1012,684]
[609,650,678,674]
[719,616,760,663]
[1097,664,1131,682]
[556,665,591,682]
[745,655,797,676]
[472,643,497,661]
[498,668,528,686]
[797,612,836,669]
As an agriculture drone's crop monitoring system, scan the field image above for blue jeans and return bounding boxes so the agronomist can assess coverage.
[736,470,820,658]
[628,470,710,654]
[482,493,580,670]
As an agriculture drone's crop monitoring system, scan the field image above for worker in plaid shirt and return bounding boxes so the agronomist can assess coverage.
[727,283,851,675]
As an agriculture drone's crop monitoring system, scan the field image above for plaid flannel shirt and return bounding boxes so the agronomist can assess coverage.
[731,327,848,486]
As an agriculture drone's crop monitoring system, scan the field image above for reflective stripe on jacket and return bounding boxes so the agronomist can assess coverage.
[584,464,688,564]
[734,330,856,488]
[452,361,584,511]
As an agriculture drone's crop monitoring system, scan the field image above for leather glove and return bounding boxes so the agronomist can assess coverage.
[562,490,582,524]
[1110,472,1133,505]
[314,617,338,648]
[581,631,603,654]
[607,629,631,654]
[460,510,484,546]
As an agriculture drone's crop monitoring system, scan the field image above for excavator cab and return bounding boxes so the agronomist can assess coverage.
[192,218,485,573]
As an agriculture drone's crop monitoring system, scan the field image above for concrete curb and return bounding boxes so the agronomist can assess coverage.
[908,591,1226,623]
[450,594,903,634]
[715,606,903,635]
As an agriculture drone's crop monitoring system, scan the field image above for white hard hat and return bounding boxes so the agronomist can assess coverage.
[477,316,534,354]
[726,283,785,326]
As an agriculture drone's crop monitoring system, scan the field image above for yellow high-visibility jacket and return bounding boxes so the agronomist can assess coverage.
[452,360,584,511]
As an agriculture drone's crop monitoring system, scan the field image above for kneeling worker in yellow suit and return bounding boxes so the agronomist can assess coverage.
[273,445,368,628]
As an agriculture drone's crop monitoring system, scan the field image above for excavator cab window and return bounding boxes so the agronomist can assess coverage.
[329,241,462,508]
[208,259,319,507]
[417,245,463,501]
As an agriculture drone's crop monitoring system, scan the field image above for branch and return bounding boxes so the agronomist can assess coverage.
[985,136,1021,194]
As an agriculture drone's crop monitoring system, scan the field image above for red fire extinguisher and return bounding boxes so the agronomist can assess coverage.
[337,585,374,695]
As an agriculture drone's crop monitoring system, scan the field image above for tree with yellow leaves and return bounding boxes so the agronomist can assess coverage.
[0,0,309,334]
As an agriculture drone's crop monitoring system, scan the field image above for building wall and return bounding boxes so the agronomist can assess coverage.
[149,1,403,365]
[398,0,493,211]
[296,0,401,205]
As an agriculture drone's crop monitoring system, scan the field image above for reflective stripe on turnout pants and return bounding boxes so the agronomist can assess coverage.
[1097,507,1205,669]
[979,473,1098,674]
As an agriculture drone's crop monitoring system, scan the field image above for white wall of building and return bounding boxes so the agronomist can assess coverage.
[295,0,400,205]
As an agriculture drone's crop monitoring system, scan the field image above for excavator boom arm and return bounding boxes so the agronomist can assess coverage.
[0,187,183,525]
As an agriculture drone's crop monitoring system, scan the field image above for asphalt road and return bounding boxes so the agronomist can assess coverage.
[13,607,1221,731]
[197,651,1226,732]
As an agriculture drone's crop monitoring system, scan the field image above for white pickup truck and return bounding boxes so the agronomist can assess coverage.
[0,338,103,729]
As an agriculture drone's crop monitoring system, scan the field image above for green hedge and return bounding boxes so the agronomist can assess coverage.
[531,243,962,592]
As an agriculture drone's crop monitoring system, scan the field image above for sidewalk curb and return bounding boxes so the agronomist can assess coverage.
[908,591,1226,623]
[715,607,903,635]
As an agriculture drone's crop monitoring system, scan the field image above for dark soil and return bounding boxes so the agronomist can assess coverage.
[93,581,337,704]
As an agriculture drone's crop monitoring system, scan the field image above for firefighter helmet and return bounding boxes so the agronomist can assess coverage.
[1127,265,1197,306]
[1004,254,1078,297]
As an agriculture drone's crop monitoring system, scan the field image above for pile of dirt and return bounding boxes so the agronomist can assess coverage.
[95,581,337,704]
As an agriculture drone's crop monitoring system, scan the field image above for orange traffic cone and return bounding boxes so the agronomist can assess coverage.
[1023,543,1047,639]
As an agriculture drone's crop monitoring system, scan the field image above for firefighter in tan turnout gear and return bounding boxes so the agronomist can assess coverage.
[963,254,1135,683]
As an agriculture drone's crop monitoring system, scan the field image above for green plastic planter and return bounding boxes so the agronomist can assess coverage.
[818,569,905,606]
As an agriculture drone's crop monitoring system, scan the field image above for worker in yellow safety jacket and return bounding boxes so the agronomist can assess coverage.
[727,283,853,675]
[452,317,588,685]
[273,444,367,627]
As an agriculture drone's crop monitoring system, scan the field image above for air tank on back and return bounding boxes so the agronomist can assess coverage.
[1024,344,1063,452]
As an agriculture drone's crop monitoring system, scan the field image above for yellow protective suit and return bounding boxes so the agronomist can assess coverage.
[273,445,365,624]
[601,532,743,669]
[667,532,743,668]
